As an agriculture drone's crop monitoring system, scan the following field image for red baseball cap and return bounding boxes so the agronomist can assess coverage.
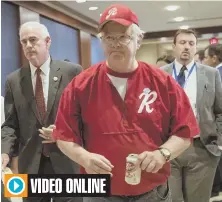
[98,4,139,31]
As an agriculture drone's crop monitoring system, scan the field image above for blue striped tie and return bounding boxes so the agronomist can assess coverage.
[177,65,187,87]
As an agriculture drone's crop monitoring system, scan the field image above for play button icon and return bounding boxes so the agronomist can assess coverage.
[14,181,20,190]
[7,176,25,195]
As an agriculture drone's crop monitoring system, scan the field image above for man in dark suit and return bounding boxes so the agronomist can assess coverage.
[161,29,222,202]
[1,21,82,202]
[194,49,205,64]
[204,43,222,200]
[204,43,222,78]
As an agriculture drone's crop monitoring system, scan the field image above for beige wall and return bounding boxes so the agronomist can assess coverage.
[136,44,158,64]
[136,39,222,65]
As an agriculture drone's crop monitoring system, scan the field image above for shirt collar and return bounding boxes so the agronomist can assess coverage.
[30,56,51,78]
[216,63,222,69]
[174,59,195,74]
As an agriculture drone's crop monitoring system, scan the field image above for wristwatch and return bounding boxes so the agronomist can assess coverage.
[158,148,171,162]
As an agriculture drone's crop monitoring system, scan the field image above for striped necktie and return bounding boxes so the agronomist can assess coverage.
[177,65,187,87]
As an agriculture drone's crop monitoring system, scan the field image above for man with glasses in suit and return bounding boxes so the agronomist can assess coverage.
[46,4,200,202]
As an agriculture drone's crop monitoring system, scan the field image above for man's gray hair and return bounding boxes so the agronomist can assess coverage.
[131,24,144,38]
[97,23,144,37]
[19,21,50,38]
[131,24,145,49]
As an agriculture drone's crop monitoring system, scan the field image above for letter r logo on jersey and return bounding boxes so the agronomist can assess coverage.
[138,88,157,113]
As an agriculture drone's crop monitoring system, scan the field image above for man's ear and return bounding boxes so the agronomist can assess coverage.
[137,34,144,50]
[46,36,51,49]
[212,55,218,64]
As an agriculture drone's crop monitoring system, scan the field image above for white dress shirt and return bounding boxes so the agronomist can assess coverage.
[173,60,198,137]
[30,57,51,109]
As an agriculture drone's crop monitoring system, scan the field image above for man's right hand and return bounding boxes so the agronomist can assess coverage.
[1,153,10,170]
[83,153,114,176]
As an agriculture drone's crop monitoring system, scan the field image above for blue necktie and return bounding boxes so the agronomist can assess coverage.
[177,65,187,87]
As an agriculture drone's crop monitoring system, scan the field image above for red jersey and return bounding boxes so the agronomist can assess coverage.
[53,61,200,196]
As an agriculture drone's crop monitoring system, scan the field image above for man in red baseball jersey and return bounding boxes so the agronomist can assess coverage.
[52,4,200,202]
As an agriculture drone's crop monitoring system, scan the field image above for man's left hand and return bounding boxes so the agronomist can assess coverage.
[137,150,166,173]
[39,125,56,144]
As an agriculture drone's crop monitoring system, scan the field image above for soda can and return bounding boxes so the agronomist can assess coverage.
[125,154,141,185]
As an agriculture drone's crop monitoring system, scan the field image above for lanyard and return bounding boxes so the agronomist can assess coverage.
[173,63,196,88]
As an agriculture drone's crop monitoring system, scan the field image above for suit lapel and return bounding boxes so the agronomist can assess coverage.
[20,65,42,124]
[45,60,62,122]
[196,64,207,111]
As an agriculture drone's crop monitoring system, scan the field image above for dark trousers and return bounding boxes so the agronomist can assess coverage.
[83,183,172,202]
[212,157,222,195]
[169,138,220,202]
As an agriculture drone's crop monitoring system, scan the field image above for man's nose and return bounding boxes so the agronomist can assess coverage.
[184,42,190,50]
[115,42,121,48]
[26,40,32,48]
[110,41,121,48]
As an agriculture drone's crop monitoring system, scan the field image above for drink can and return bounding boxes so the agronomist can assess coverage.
[125,154,141,185]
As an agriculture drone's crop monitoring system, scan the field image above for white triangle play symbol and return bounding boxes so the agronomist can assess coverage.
[14,181,19,190]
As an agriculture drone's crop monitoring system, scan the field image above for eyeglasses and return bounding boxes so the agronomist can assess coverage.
[101,34,133,46]
[20,37,39,47]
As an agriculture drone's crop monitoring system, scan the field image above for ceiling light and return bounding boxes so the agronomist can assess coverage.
[180,25,189,29]
[76,0,86,3]
[173,17,185,22]
[165,5,180,11]
[160,37,167,42]
[89,7,98,11]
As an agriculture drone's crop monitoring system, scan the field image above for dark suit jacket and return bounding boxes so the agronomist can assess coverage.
[161,62,222,156]
[1,60,83,174]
